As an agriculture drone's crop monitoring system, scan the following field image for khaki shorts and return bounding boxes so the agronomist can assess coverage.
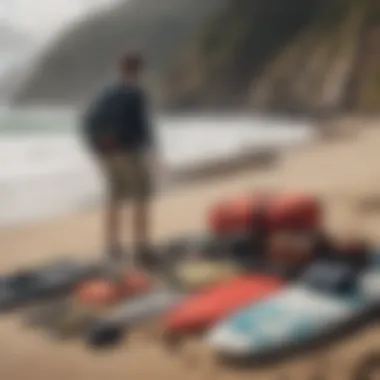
[100,152,152,202]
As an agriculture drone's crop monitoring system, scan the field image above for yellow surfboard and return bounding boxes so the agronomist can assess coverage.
[173,260,239,290]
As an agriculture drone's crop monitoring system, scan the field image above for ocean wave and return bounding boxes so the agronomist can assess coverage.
[0,109,316,226]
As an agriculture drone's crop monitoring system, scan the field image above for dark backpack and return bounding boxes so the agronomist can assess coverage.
[300,260,357,294]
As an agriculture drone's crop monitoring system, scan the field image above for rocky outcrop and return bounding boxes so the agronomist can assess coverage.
[163,0,325,110]
[163,0,380,114]
[250,0,380,114]
[12,0,380,113]
[12,0,226,107]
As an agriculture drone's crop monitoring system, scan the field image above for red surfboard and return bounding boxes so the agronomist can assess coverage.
[163,274,284,335]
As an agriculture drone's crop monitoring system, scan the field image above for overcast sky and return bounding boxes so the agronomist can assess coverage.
[0,0,122,39]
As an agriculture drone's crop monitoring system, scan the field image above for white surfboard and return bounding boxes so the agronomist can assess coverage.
[207,285,357,357]
[100,289,183,326]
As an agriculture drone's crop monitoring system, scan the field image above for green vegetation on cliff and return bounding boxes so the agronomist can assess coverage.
[163,0,327,109]
[164,0,380,113]
[13,0,226,106]
[251,0,380,113]
[12,0,380,113]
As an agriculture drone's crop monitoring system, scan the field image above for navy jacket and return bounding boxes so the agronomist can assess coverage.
[83,83,153,153]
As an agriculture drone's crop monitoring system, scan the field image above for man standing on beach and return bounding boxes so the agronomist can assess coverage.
[82,50,157,268]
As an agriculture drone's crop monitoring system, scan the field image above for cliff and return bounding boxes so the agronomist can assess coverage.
[12,0,380,113]
[13,0,226,107]
[163,0,380,113]
[251,0,380,114]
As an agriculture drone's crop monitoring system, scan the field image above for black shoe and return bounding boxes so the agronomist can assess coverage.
[87,321,126,349]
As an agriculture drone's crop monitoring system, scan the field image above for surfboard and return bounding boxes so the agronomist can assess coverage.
[208,286,355,357]
[24,296,99,338]
[24,269,152,338]
[86,288,183,348]
[208,269,380,358]
[163,274,284,336]
[156,231,254,267]
[167,259,240,290]
[0,259,100,312]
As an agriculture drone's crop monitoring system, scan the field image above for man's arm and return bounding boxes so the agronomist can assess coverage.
[81,87,119,154]
[132,88,166,179]
[133,88,155,151]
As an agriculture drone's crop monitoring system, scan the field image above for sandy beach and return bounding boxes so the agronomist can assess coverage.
[1,118,380,379]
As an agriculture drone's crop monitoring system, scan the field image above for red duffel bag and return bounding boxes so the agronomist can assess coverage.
[208,193,266,235]
[208,191,322,235]
[267,193,322,230]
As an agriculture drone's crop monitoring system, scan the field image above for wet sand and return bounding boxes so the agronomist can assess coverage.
[0,118,380,379]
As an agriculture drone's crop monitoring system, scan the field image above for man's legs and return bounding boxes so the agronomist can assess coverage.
[133,197,159,268]
[102,153,127,260]
[133,197,150,254]
[103,151,156,266]
[130,153,157,268]
[105,196,123,259]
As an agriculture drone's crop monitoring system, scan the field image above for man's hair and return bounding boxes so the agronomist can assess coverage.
[119,50,144,74]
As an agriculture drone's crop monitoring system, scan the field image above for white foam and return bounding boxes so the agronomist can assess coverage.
[0,113,316,226]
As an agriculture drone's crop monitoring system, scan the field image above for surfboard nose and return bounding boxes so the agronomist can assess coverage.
[208,327,250,355]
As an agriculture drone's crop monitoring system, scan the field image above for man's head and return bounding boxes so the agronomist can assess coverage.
[119,50,144,81]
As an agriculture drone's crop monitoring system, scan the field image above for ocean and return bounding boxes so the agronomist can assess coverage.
[0,107,317,227]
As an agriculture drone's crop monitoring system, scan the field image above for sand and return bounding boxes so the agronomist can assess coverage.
[1,118,380,379]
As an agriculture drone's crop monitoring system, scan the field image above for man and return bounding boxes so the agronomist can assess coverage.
[82,50,157,267]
